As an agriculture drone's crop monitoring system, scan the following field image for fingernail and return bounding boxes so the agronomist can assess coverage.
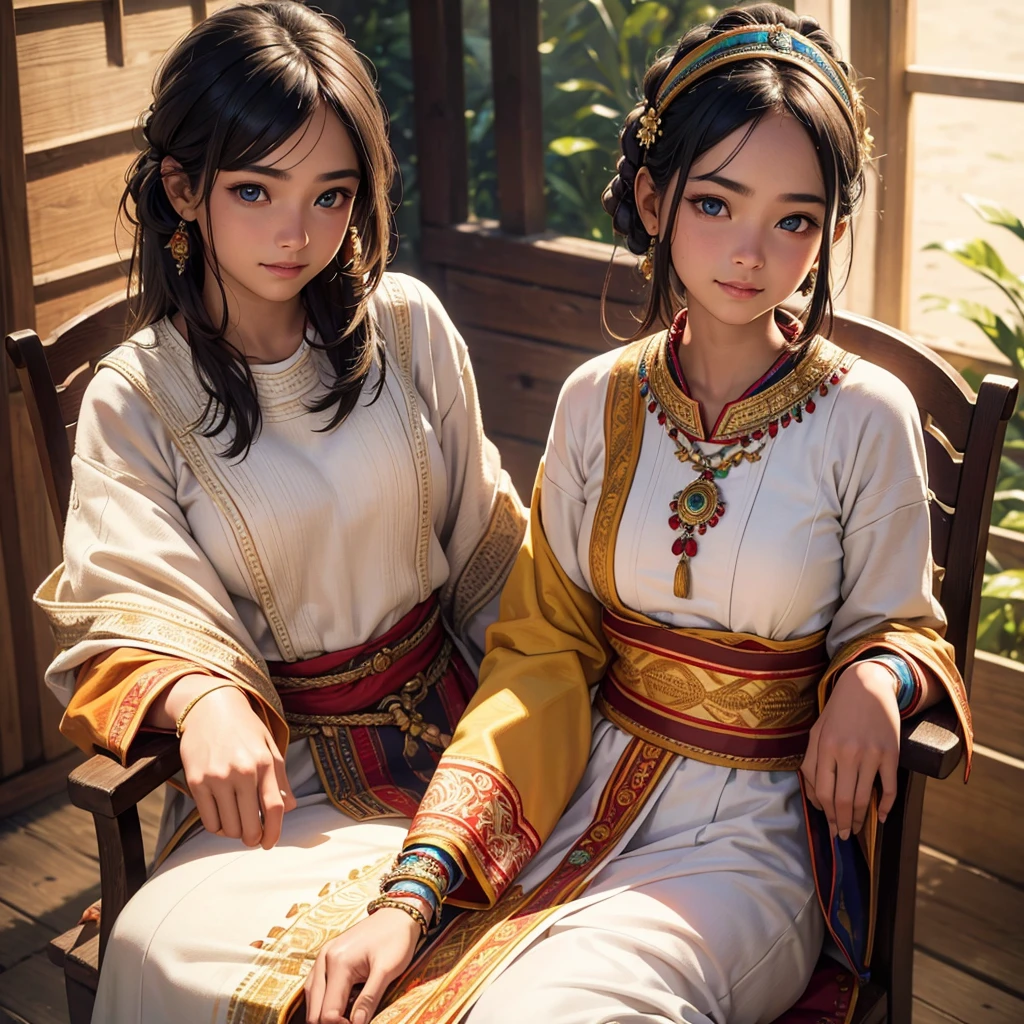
[840,829,850,841]
[878,812,887,823]
[353,1010,367,1024]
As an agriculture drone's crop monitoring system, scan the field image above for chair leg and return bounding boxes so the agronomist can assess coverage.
[65,973,96,1024]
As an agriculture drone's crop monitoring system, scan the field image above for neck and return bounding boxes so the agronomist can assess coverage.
[677,302,789,405]
[200,268,307,365]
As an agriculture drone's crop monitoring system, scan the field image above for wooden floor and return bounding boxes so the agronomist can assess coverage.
[0,793,1021,1024]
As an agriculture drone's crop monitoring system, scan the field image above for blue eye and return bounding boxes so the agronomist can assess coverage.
[779,214,807,233]
[699,197,726,217]
[315,190,341,208]
[235,184,265,203]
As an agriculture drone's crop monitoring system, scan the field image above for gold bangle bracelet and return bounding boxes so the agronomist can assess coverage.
[174,683,241,738]
[367,895,429,937]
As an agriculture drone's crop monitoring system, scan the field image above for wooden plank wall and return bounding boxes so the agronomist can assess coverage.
[0,0,234,790]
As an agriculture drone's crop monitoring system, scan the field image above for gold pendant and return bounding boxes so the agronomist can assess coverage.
[673,557,691,599]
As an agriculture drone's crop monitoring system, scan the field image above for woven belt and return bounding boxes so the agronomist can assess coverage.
[271,603,442,692]
[284,636,454,749]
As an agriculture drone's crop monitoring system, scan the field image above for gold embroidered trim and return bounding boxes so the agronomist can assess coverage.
[35,569,281,717]
[225,855,391,1024]
[589,340,648,616]
[271,604,442,692]
[646,332,855,440]
[448,486,527,637]
[381,274,434,604]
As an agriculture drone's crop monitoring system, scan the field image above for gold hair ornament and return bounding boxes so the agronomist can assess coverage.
[638,24,862,154]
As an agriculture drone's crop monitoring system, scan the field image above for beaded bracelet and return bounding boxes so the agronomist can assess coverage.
[406,845,465,891]
[395,852,450,889]
[366,895,429,937]
[381,869,444,905]
[385,888,438,925]
[384,879,440,919]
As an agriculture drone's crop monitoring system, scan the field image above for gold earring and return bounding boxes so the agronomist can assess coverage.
[638,239,656,281]
[800,267,817,297]
[344,224,363,271]
[166,219,190,276]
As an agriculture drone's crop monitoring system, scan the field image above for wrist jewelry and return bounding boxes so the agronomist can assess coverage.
[175,683,241,738]
[864,653,919,715]
[367,895,429,937]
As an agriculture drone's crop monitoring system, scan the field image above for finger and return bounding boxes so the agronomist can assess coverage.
[833,752,858,841]
[270,740,297,812]
[800,733,822,811]
[305,952,327,1024]
[350,965,397,1024]
[877,752,899,823]
[259,760,286,850]
[851,751,881,834]
[814,753,838,838]
[189,782,223,835]
[210,780,243,840]
[322,954,359,1024]
[235,774,265,849]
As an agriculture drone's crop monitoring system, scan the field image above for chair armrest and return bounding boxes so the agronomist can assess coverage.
[899,700,962,779]
[67,733,182,818]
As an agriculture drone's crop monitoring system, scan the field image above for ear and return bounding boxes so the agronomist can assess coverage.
[634,167,661,239]
[160,157,200,222]
[832,217,849,245]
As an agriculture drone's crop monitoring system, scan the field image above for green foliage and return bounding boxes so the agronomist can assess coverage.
[925,196,1024,658]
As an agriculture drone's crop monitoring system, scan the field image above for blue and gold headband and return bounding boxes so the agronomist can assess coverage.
[637,24,859,150]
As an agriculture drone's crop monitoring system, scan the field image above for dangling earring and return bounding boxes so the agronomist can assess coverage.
[342,224,363,271]
[166,218,190,276]
[638,239,656,282]
[800,267,817,297]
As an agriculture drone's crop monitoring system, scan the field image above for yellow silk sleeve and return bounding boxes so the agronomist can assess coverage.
[404,468,611,907]
[817,623,973,778]
[63,647,289,765]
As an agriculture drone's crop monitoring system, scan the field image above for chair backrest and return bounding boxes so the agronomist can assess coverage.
[829,310,1017,694]
[5,291,129,537]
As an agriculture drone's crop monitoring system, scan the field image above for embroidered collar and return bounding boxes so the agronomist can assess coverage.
[644,309,850,442]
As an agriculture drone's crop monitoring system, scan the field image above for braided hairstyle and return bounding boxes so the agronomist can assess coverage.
[119,0,396,459]
[602,2,871,342]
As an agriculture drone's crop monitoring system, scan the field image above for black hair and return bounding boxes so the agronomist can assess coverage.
[119,0,396,458]
[602,2,871,343]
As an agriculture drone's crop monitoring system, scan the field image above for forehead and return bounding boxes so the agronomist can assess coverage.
[689,112,824,193]
[254,103,360,174]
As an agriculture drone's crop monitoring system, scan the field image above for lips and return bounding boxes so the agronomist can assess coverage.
[716,280,763,298]
[261,263,307,279]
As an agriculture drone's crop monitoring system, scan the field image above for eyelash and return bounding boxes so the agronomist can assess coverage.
[686,194,820,233]
[228,184,355,208]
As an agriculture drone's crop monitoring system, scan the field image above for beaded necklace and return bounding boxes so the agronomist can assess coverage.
[638,310,849,599]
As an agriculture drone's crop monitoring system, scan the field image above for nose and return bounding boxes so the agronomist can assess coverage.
[731,229,765,271]
[274,208,309,252]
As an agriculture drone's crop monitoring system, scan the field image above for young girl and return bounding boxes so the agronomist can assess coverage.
[34,3,524,1022]
[308,5,972,1024]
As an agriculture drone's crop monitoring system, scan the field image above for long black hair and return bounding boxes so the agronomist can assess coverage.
[602,2,872,343]
[119,0,396,458]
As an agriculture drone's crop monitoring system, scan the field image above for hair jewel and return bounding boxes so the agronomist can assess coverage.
[638,23,858,152]
[637,105,662,149]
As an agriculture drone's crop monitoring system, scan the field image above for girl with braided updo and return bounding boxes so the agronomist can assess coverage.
[309,5,970,1024]
[35,3,527,1022]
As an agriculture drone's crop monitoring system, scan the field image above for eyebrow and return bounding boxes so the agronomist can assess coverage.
[237,165,361,183]
[692,174,825,206]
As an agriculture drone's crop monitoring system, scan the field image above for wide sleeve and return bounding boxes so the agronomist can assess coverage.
[816,364,972,773]
[34,367,286,760]
[402,373,611,908]
[398,274,527,653]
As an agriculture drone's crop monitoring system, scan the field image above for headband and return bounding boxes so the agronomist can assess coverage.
[637,24,857,150]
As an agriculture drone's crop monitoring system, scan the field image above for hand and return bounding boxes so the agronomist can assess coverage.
[800,660,901,840]
[175,681,296,849]
[304,907,421,1024]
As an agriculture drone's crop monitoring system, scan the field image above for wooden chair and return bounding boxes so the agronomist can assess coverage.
[4,300,1017,1024]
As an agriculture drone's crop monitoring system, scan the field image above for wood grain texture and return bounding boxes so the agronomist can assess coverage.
[33,265,127,340]
[491,433,542,502]
[971,652,1024,761]
[987,525,1024,571]
[0,951,69,1024]
[921,748,1024,886]
[0,898,57,972]
[916,848,1024,998]
[0,750,85,820]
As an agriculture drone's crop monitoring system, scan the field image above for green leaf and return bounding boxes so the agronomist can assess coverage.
[549,135,602,156]
[924,239,1024,319]
[921,295,1024,369]
[555,78,615,97]
[963,194,1024,243]
[982,569,1024,601]
[998,510,1024,532]
[993,489,1024,507]
[574,102,622,120]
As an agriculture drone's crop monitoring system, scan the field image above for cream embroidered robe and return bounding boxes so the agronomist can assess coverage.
[35,272,525,1024]
[377,333,972,1024]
